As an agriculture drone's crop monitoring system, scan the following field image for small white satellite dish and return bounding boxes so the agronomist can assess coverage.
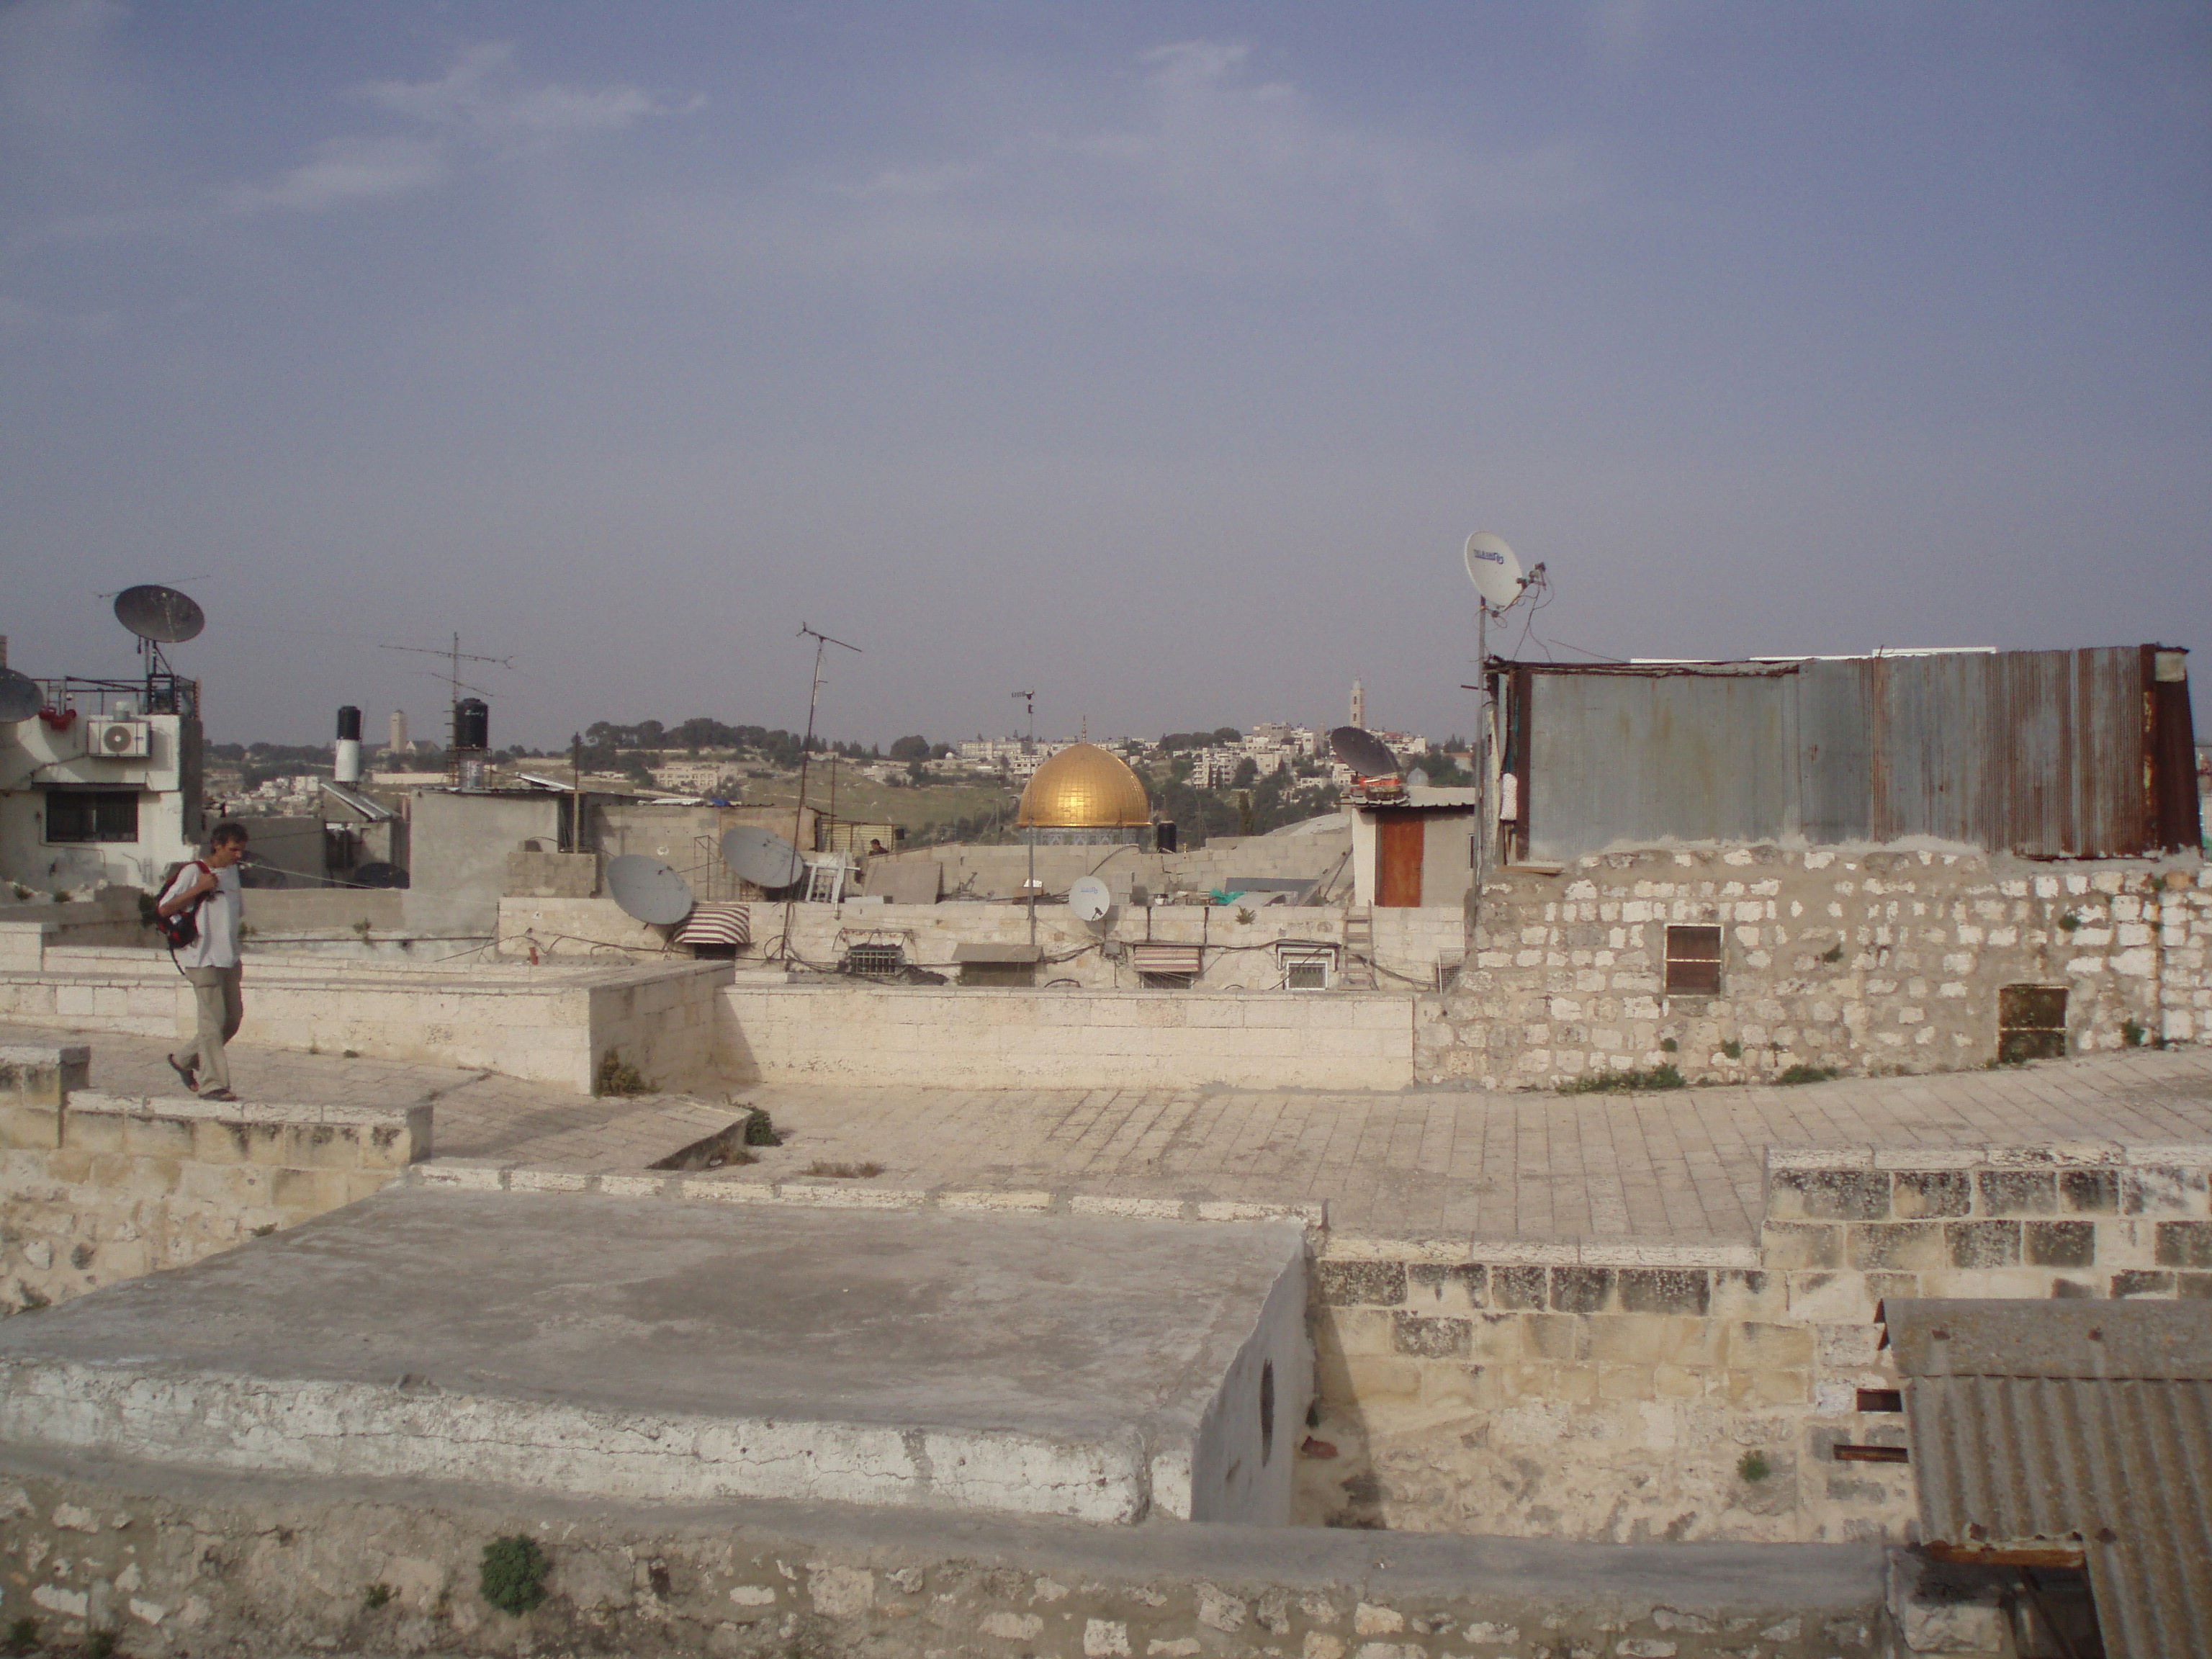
[721,825,806,890]
[1463,531,1524,611]
[606,855,696,925]
[1068,876,1111,924]
[1406,767,1431,790]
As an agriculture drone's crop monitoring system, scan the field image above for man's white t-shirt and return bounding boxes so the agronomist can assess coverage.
[161,861,243,970]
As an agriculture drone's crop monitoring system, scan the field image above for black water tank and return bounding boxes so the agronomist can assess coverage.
[336,705,361,741]
[454,698,490,750]
[1155,821,1178,853]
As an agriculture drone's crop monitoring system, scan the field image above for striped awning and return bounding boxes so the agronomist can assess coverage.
[1130,944,1201,975]
[673,902,750,948]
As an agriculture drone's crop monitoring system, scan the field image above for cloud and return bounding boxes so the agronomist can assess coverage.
[742,38,1591,276]
[221,42,698,215]
[220,134,446,215]
[358,41,701,153]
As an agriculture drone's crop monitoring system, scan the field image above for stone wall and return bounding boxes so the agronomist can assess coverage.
[723,984,1416,1091]
[0,1455,1886,1658]
[0,945,729,1094]
[1,1048,428,1313]
[1304,1141,2212,1546]
[1421,847,2211,1089]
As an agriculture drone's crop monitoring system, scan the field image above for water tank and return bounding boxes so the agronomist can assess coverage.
[1155,820,1178,854]
[454,698,490,750]
[336,706,361,741]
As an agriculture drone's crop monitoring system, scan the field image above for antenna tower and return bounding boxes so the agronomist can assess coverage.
[781,624,862,958]
[378,633,513,780]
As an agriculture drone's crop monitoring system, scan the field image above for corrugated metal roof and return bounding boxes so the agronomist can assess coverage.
[1886,1299,2212,1659]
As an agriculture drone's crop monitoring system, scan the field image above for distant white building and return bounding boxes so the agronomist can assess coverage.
[0,667,204,894]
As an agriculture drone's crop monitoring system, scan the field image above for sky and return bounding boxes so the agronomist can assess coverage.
[3,1,2208,750]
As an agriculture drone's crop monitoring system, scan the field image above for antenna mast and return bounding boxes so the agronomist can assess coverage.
[377,632,513,752]
[782,623,862,958]
[1014,689,1037,953]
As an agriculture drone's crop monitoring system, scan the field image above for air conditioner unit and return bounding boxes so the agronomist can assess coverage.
[91,719,150,758]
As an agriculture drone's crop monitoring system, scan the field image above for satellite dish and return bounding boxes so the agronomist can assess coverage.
[1328,726,1401,778]
[606,854,696,925]
[720,825,805,890]
[113,585,206,644]
[1462,532,1524,611]
[0,669,40,724]
[1068,876,1111,924]
[1406,767,1431,790]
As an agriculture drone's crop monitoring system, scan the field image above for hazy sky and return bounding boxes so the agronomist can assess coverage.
[4,1,2207,750]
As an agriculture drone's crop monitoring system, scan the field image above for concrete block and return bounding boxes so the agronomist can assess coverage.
[0,1102,63,1151]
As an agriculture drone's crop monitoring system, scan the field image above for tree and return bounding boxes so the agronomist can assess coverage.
[889,735,931,761]
[1231,756,1259,789]
[1212,727,1241,745]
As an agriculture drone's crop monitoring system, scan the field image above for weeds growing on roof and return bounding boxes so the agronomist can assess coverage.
[1557,1064,1683,1095]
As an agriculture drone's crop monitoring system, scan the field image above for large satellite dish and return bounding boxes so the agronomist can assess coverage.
[721,825,805,890]
[1462,532,1524,611]
[606,854,696,925]
[113,585,206,644]
[1328,726,1401,778]
[0,669,40,724]
[1067,876,1111,924]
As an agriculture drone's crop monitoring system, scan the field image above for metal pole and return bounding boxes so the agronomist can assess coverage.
[785,624,861,958]
[1015,691,1038,955]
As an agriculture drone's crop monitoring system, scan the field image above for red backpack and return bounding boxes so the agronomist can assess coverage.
[155,860,210,949]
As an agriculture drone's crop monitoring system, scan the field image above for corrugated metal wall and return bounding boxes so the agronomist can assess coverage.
[1519,647,2185,860]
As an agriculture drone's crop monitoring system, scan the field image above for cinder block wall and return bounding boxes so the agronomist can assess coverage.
[1422,848,2210,1088]
[1,1061,429,1313]
[1303,1143,2212,1545]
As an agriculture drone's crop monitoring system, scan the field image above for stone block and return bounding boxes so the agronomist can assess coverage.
[1549,1266,1614,1313]
[2026,1221,2096,1269]
[1976,1170,2056,1216]
[1945,1221,2021,1269]
[1405,1263,1486,1313]
[1524,1314,1588,1363]
[0,1103,63,1151]
[1617,1269,1711,1316]
[2060,1169,2120,1213]
[1342,1357,1422,1401]
[2110,1269,2175,1298]
[1768,1168,1893,1222]
[63,1110,125,1154]
[1891,1171,1971,1219]
[2124,1166,2210,1218]
[1710,1268,1786,1318]
[1316,1261,1406,1307]
[1729,1322,1815,1370]
[1761,1223,1843,1270]
[1390,1313,1472,1359]
[1848,1223,1946,1272]
[2154,1223,2212,1269]
[1318,1309,1398,1359]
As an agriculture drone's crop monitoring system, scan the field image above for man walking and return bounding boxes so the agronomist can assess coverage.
[160,820,249,1102]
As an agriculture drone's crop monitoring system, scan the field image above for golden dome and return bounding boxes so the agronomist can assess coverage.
[1017,742,1150,828]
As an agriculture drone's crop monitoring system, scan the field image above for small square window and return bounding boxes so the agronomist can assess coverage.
[842,943,905,979]
[45,790,139,844]
[1664,925,1722,997]
[1997,984,2068,1062]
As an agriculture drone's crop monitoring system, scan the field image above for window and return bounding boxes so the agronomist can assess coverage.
[958,960,1035,988]
[1998,985,2067,1063]
[1664,925,1723,997]
[1132,943,1201,990]
[45,790,139,844]
[1278,945,1337,991]
[841,943,906,979]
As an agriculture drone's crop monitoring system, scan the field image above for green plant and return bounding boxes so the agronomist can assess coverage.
[84,1632,118,1659]
[742,1110,781,1147]
[479,1534,549,1616]
[1737,1449,1772,1483]
[593,1050,653,1097]
[1776,1064,1839,1086]
[9,883,31,902]
[1819,943,1844,963]
[352,919,373,938]
[15,1288,50,1313]
[2058,911,2082,932]
[342,1048,360,1058]
[1658,1037,1678,1053]
[2121,1020,2147,1048]
[250,1223,277,1238]
[1557,1063,1683,1095]
[1719,1039,1744,1060]
[364,1583,394,1610]
[805,1161,884,1179]
[6,1614,40,1651]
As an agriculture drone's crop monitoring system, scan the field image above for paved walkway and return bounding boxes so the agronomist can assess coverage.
[12,1022,2212,1246]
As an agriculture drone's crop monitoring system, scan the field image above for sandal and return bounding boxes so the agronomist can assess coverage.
[168,1054,199,1091]
[199,1087,238,1102]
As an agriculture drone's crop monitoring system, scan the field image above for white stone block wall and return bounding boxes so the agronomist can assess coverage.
[1420,848,2209,1088]
[721,984,1416,1091]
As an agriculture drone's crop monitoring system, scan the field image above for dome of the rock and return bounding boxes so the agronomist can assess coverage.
[1016,742,1150,829]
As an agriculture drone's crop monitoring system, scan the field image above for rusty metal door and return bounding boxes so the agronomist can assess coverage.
[1377,816,1424,907]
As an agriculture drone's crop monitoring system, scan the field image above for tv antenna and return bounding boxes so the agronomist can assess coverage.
[378,633,513,750]
[1014,688,1038,951]
[780,623,861,959]
[1460,531,1549,916]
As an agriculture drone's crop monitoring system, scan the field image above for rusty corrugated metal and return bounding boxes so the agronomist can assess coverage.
[1887,1298,2212,1659]
[1501,646,2180,860]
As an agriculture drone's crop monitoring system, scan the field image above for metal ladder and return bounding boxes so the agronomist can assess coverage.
[1340,905,1377,989]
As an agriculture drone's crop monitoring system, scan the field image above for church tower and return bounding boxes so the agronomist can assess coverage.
[1349,678,1365,729]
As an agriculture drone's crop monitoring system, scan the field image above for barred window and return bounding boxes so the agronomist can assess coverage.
[45,790,139,844]
[1664,925,1722,997]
